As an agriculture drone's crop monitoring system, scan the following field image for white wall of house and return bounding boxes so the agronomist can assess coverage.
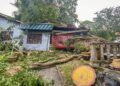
[0,17,12,29]
[23,32,51,51]
[0,17,22,38]
[13,26,22,38]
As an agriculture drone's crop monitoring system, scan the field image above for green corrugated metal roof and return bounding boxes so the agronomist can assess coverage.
[20,23,53,31]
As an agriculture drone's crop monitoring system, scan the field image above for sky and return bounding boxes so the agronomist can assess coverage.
[0,0,120,21]
[76,0,120,21]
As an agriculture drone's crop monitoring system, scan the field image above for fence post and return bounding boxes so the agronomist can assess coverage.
[113,45,117,58]
[90,44,97,61]
[100,44,104,60]
[107,44,111,60]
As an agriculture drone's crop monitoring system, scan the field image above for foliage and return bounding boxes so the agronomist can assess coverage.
[0,62,9,74]
[50,44,56,51]
[0,42,13,51]
[65,39,74,51]
[0,40,5,51]
[61,64,73,85]
[74,42,87,54]
[81,6,120,41]
[13,0,79,24]
[0,70,53,86]
[5,43,13,51]
[80,20,94,29]
[0,45,74,86]
[0,51,61,86]
[57,0,79,24]
[13,0,59,23]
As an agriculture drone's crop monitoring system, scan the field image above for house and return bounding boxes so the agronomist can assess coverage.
[0,13,21,41]
[20,23,53,51]
[52,26,89,49]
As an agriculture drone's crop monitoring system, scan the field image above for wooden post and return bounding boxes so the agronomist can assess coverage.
[90,44,97,61]
[117,45,120,55]
[113,45,117,58]
[106,44,111,60]
[100,44,104,60]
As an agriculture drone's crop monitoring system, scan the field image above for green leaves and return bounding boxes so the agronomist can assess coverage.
[93,6,120,40]
[0,70,48,86]
[81,6,120,41]
[13,0,78,25]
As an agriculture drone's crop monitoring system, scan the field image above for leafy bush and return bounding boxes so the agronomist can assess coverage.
[0,39,5,51]
[74,43,87,54]
[0,42,13,51]
[0,70,53,86]
[50,44,56,50]
[0,63,9,74]
[5,43,13,51]
[65,39,74,51]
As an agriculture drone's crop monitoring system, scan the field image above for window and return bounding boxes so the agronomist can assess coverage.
[1,31,13,41]
[27,33,42,44]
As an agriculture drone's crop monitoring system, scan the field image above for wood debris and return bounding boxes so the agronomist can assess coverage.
[110,59,120,69]
[6,66,23,76]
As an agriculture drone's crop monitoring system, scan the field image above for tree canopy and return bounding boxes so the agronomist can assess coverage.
[81,6,120,41]
[13,0,79,25]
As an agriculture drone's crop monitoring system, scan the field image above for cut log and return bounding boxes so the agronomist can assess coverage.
[72,65,96,86]
[30,55,80,69]
[110,59,120,69]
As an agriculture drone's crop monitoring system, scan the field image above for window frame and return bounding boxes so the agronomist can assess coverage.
[27,32,42,44]
[1,31,13,41]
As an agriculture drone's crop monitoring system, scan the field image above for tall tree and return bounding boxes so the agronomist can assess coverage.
[57,0,79,24]
[94,6,120,40]
[13,0,59,23]
[13,0,79,25]
[81,6,120,41]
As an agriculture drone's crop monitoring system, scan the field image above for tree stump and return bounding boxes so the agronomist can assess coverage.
[72,65,96,86]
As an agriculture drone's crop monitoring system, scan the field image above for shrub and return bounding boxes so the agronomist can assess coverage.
[65,39,74,51]
[0,39,5,51]
[0,42,13,51]
[50,44,56,50]
[5,43,13,51]
[0,70,53,86]
[74,43,87,54]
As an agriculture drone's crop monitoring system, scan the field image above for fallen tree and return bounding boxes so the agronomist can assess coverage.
[30,55,81,69]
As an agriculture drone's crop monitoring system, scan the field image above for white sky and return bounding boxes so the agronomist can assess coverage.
[77,0,120,21]
[0,0,120,21]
